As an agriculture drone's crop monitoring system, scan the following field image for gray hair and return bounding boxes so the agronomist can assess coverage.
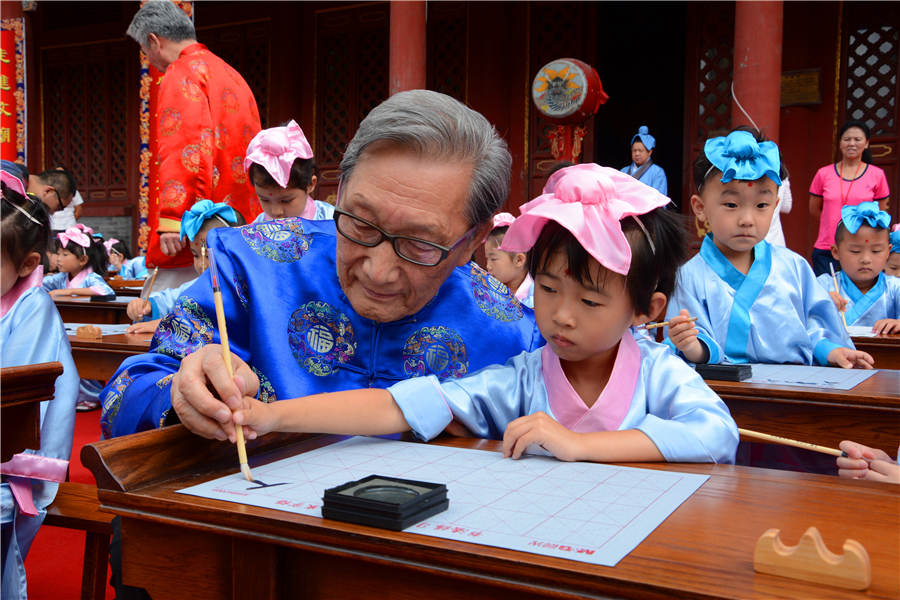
[126,0,196,47]
[340,90,511,227]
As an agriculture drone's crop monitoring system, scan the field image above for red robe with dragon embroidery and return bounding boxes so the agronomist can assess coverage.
[148,42,262,268]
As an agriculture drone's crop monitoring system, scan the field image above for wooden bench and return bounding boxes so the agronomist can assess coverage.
[45,482,113,600]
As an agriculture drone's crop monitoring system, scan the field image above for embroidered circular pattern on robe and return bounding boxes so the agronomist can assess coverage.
[100,369,133,439]
[469,264,524,322]
[181,144,203,173]
[199,128,215,154]
[212,165,220,189]
[221,88,240,113]
[152,296,216,359]
[180,77,204,102]
[242,125,256,147]
[189,59,210,82]
[288,301,357,377]
[215,125,229,150]
[240,218,311,262]
[251,366,277,403]
[233,275,249,311]
[402,326,468,379]
[160,108,181,137]
[231,156,247,184]
[160,179,187,209]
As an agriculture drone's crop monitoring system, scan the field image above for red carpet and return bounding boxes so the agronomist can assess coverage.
[24,410,115,599]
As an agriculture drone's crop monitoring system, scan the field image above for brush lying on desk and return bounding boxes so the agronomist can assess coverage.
[738,428,844,457]
[640,316,697,330]
[207,246,254,482]
[829,263,850,333]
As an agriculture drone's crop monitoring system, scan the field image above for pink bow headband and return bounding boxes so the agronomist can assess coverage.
[104,238,121,256]
[1,169,26,196]
[243,120,314,189]
[500,163,670,275]
[58,226,91,249]
[492,212,516,229]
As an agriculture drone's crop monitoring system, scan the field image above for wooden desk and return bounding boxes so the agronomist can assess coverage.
[708,369,900,451]
[83,427,900,600]
[853,334,900,370]
[54,296,131,324]
[107,278,146,298]
[1,362,62,461]
[69,333,153,381]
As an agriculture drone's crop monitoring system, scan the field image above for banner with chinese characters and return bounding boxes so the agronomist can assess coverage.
[0,19,25,162]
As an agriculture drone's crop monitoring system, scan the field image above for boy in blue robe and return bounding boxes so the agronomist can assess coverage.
[665,128,870,368]
[621,126,667,196]
[816,202,900,335]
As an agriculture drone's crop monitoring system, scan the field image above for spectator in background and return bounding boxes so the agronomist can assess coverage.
[125,0,262,290]
[621,126,667,196]
[765,174,793,247]
[27,169,75,215]
[49,166,83,231]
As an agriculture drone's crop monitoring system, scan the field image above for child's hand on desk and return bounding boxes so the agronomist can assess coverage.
[126,298,152,321]
[502,412,580,461]
[48,289,73,298]
[872,318,900,335]
[827,347,874,369]
[837,440,900,484]
[126,319,160,334]
[668,309,707,363]
[171,344,260,442]
[232,396,277,442]
[828,290,849,313]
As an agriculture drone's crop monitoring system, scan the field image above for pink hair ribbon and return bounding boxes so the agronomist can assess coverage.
[243,120,314,189]
[103,238,120,256]
[500,163,670,275]
[57,226,91,249]
[1,169,26,195]
[492,212,516,229]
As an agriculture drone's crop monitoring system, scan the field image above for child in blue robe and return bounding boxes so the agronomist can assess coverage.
[887,225,900,277]
[230,165,739,464]
[42,226,114,297]
[665,128,869,369]
[125,200,243,332]
[484,213,534,308]
[1,180,79,600]
[815,202,899,335]
[106,238,148,280]
[245,120,335,222]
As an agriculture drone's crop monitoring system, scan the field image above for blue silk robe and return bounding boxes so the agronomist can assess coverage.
[665,236,853,365]
[816,271,900,326]
[101,218,543,438]
[145,277,199,320]
[620,163,668,196]
[118,256,149,280]
[1,287,79,600]
[42,270,114,296]
[389,332,738,464]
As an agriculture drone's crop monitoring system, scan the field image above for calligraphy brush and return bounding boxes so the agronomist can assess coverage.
[738,428,844,457]
[640,316,697,330]
[829,263,850,332]
[207,246,254,482]
[135,267,159,324]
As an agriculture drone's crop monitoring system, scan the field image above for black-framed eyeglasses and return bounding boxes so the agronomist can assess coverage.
[333,206,477,267]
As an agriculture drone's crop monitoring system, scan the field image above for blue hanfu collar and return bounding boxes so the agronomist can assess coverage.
[840,271,886,325]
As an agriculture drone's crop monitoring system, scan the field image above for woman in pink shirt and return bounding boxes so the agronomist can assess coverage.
[809,120,890,276]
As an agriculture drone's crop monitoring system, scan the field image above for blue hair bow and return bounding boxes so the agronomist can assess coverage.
[703,130,782,186]
[840,201,890,235]
[891,229,900,254]
[630,125,656,150]
[180,199,238,242]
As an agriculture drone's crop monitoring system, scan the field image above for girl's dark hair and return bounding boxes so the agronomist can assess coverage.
[837,119,874,163]
[108,239,133,260]
[693,125,789,192]
[527,207,688,316]
[55,234,108,277]
[2,181,51,269]
[487,225,509,244]
[248,157,316,191]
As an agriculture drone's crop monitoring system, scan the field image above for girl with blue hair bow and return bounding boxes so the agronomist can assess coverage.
[816,202,900,335]
[664,126,873,369]
[125,200,244,333]
[887,225,900,278]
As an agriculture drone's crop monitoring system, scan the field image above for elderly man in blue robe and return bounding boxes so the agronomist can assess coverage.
[100,90,543,440]
[621,126,668,196]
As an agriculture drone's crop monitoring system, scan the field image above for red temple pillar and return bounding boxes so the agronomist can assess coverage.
[389,1,426,95]
[731,1,783,143]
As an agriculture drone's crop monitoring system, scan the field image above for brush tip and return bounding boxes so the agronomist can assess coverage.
[240,463,253,482]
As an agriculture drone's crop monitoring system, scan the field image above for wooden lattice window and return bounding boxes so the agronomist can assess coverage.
[42,41,131,204]
[846,25,898,134]
[315,5,389,203]
[427,2,467,102]
[201,21,271,127]
[695,6,734,142]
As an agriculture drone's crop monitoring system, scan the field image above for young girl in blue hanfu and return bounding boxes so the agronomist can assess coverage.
[125,200,243,333]
[484,212,534,308]
[244,120,335,222]
[42,226,114,297]
[106,238,148,280]
[1,178,79,600]
[229,164,739,464]
[665,127,871,369]
[887,225,900,278]
[815,202,899,335]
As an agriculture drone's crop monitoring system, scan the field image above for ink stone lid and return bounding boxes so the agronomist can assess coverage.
[322,474,449,531]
